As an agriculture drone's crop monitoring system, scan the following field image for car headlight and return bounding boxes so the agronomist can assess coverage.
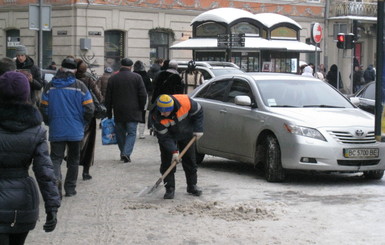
[284,123,327,141]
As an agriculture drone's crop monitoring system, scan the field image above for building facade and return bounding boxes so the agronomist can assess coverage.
[0,0,325,75]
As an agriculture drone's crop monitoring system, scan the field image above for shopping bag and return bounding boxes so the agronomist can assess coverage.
[101,118,117,145]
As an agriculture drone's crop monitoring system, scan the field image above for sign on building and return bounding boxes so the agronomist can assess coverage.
[29,4,52,31]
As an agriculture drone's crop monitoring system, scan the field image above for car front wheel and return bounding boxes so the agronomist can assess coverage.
[363,170,384,180]
[264,135,285,182]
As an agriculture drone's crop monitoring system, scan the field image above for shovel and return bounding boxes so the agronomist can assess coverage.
[137,136,197,196]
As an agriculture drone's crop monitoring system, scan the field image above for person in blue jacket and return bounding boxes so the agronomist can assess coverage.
[40,58,94,198]
[0,71,61,245]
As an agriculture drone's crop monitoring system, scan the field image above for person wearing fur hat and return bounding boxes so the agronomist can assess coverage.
[151,94,204,199]
[75,58,104,180]
[15,45,44,106]
[105,58,147,163]
[0,71,61,244]
[133,60,153,139]
[40,58,95,197]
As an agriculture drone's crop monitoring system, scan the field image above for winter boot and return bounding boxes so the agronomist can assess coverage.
[187,185,202,196]
[164,187,175,199]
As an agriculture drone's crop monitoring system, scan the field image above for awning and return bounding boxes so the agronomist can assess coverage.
[171,37,321,53]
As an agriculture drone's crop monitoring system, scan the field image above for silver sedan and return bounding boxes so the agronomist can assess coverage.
[191,73,385,182]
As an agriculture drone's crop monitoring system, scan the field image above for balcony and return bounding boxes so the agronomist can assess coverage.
[333,1,377,17]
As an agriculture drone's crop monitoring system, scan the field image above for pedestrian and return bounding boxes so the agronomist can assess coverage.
[326,64,344,91]
[180,60,204,94]
[105,58,147,163]
[0,57,16,75]
[40,58,95,197]
[0,71,61,244]
[15,45,44,106]
[96,67,113,98]
[75,58,104,180]
[363,64,376,84]
[151,94,204,199]
[47,61,57,70]
[301,65,314,77]
[352,65,364,93]
[147,58,163,81]
[133,60,153,139]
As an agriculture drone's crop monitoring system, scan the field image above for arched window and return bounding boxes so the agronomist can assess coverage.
[231,22,259,36]
[105,30,125,72]
[6,29,20,58]
[196,22,226,37]
[271,27,297,40]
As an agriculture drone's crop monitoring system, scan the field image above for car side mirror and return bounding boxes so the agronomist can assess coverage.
[234,95,251,106]
[350,97,360,106]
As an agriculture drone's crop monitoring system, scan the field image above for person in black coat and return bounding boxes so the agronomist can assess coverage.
[15,45,44,106]
[326,64,343,90]
[105,58,147,162]
[0,71,61,245]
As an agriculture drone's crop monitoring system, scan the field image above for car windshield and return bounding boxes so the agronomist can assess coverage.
[211,68,244,77]
[256,79,354,108]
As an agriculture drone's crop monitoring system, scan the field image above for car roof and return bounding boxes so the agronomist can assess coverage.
[176,61,239,69]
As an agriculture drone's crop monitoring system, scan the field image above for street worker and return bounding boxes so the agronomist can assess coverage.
[0,71,61,244]
[40,57,95,198]
[151,94,204,199]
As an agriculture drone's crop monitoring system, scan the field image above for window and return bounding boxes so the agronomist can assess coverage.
[6,29,20,58]
[196,22,227,37]
[333,23,348,40]
[359,83,375,100]
[226,79,252,103]
[105,30,125,72]
[231,22,259,35]
[149,31,171,62]
[42,31,53,69]
[271,27,297,39]
[196,79,231,101]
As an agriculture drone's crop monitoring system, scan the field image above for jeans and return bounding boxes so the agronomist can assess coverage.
[50,141,81,194]
[115,121,138,157]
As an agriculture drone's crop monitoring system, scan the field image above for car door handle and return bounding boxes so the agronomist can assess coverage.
[220,109,227,114]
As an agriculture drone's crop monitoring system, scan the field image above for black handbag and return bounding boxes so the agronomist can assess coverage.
[90,89,107,119]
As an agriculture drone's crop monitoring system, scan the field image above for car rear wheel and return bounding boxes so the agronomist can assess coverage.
[264,135,285,182]
[363,170,384,180]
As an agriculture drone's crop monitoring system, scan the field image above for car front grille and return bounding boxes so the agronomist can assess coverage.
[338,159,380,166]
[328,131,376,144]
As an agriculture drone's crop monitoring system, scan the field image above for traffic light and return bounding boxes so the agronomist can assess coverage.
[337,33,345,49]
[345,33,355,49]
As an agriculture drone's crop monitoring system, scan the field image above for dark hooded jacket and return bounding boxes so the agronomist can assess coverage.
[326,64,343,89]
[0,103,61,233]
[16,56,44,105]
[151,69,184,104]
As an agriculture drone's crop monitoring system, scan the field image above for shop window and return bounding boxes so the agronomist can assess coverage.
[149,30,171,62]
[196,22,226,37]
[231,22,259,35]
[271,27,297,40]
[105,30,125,72]
[6,29,20,58]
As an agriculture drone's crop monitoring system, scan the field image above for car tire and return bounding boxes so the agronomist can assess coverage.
[363,170,384,180]
[264,135,285,182]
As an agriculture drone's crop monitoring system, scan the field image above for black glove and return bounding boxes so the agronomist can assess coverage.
[43,211,57,232]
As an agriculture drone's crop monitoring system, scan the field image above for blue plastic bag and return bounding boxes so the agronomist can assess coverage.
[101,118,117,145]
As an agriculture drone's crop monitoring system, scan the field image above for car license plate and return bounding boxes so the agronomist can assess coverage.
[343,148,379,158]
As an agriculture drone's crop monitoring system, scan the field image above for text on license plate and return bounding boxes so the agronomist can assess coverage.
[343,148,379,158]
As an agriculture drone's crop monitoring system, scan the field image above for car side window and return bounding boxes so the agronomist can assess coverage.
[225,79,253,103]
[198,69,212,80]
[360,83,375,100]
[195,79,231,101]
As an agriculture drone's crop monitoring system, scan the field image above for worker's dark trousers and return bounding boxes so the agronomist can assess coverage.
[159,138,198,190]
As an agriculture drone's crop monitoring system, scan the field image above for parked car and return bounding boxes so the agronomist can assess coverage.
[177,61,244,81]
[349,81,375,114]
[191,73,385,182]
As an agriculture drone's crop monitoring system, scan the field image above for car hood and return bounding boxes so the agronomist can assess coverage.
[269,108,374,128]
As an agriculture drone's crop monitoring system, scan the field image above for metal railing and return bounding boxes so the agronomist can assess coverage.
[334,1,377,17]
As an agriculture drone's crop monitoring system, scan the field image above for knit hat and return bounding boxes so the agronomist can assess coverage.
[157,94,174,113]
[105,67,113,73]
[121,58,133,67]
[61,58,77,69]
[0,71,30,102]
[15,45,27,56]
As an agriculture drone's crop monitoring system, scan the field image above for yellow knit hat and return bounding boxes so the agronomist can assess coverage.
[157,94,174,113]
